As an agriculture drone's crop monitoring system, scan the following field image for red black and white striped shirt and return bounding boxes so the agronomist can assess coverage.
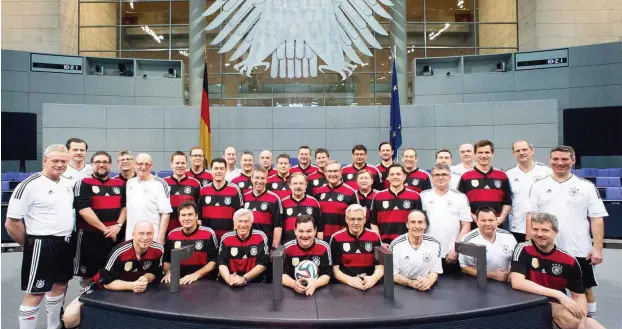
[290,163,318,176]
[164,175,201,233]
[186,169,213,188]
[198,183,243,239]
[281,195,322,242]
[458,167,512,216]
[267,173,292,200]
[404,168,432,193]
[307,170,327,196]
[164,226,218,278]
[370,188,422,244]
[74,176,126,232]
[283,239,332,279]
[314,183,359,239]
[243,190,283,242]
[93,240,163,286]
[342,163,382,191]
[217,230,269,282]
[376,163,392,189]
[357,189,378,228]
[230,173,252,193]
[330,228,381,277]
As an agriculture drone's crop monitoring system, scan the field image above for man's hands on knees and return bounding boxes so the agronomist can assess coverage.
[558,293,585,319]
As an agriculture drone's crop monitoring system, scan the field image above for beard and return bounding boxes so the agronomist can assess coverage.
[93,170,109,179]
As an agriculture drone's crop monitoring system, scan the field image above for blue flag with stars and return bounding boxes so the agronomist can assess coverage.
[389,57,402,161]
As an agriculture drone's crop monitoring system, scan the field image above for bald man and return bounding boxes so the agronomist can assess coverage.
[63,221,164,328]
[125,153,172,243]
[223,147,241,181]
[259,150,278,176]
[451,144,475,176]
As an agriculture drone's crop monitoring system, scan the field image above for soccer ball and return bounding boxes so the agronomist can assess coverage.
[294,260,318,280]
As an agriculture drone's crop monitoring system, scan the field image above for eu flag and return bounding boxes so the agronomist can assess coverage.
[389,57,402,161]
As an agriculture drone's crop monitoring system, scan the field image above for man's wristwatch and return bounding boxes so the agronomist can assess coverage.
[242,275,248,284]
[117,223,123,228]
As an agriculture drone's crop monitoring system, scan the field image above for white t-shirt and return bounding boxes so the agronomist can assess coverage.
[459,228,517,272]
[527,175,608,257]
[506,163,552,234]
[451,163,474,176]
[450,173,461,190]
[125,176,173,240]
[7,173,75,237]
[225,168,241,182]
[420,188,472,257]
[390,234,443,279]
[62,163,92,185]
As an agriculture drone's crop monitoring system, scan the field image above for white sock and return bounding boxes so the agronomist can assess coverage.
[45,294,64,329]
[587,302,596,317]
[18,304,40,329]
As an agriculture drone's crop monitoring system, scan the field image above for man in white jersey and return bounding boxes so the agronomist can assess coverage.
[5,145,75,329]
[459,206,517,281]
[450,143,475,176]
[223,146,241,181]
[125,153,172,244]
[421,164,471,274]
[434,149,461,189]
[527,145,607,318]
[390,211,442,291]
[506,140,552,243]
[62,138,92,184]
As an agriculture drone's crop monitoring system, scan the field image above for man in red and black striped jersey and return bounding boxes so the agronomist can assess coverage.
[376,142,394,189]
[371,164,423,245]
[315,161,359,241]
[186,146,213,187]
[307,148,330,196]
[114,150,136,184]
[282,173,323,242]
[163,201,218,284]
[244,167,283,250]
[510,213,605,329]
[402,148,431,193]
[457,140,512,228]
[63,221,164,328]
[199,158,244,239]
[342,144,382,191]
[356,169,378,229]
[218,209,269,285]
[283,215,331,296]
[231,151,254,193]
[290,145,318,176]
[74,151,126,288]
[164,151,201,234]
[267,153,292,200]
[331,204,383,290]
[259,150,278,177]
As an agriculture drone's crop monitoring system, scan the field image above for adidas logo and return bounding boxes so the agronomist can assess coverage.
[546,189,552,193]
[405,256,409,260]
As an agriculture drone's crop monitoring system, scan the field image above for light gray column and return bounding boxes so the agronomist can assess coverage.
[390,0,408,105]
[189,0,206,106]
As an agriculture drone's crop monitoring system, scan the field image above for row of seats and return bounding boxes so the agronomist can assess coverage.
[600,187,622,201]
[573,168,622,177]
[595,177,622,188]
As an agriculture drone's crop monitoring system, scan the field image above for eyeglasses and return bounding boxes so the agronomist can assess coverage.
[93,161,111,165]
[325,169,340,173]
[347,217,365,222]
[190,154,204,158]
[118,158,133,162]
[432,173,450,178]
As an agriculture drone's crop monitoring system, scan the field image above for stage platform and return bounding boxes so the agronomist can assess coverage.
[80,275,551,329]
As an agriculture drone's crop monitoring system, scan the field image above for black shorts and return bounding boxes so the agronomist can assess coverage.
[21,235,75,293]
[575,257,598,289]
[74,229,118,278]
[511,232,526,243]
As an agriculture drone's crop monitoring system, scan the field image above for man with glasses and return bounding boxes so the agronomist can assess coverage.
[125,153,172,244]
[186,146,213,187]
[342,144,382,191]
[435,149,460,189]
[114,150,136,184]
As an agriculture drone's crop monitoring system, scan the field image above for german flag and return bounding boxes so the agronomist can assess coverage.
[200,62,212,164]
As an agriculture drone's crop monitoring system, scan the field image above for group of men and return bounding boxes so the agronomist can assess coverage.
[5,137,608,329]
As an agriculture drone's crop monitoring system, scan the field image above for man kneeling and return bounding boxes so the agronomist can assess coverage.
[282,215,331,296]
[62,221,164,328]
[510,213,605,329]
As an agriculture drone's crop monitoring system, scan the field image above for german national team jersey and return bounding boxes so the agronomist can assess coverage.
[283,239,332,279]
[527,175,608,257]
[314,183,359,239]
[164,175,201,233]
[404,168,432,193]
[370,188,422,244]
[93,240,164,286]
[290,164,318,176]
[267,174,292,200]
[112,172,136,186]
[243,190,283,241]
[308,170,327,196]
[506,163,552,234]
[357,189,378,228]
[230,173,252,193]
[451,163,474,176]
[341,163,382,191]
[199,183,244,239]
[74,176,126,232]
[459,228,517,272]
[164,226,218,277]
[186,169,213,188]
[376,163,391,189]
[390,234,443,278]
[511,240,584,294]
[330,228,381,277]
[420,188,471,257]
[458,167,512,216]
[217,230,269,282]
[281,195,322,242]
[264,167,278,177]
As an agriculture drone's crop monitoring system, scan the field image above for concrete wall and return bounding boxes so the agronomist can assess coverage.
[39,99,558,172]
[478,0,518,54]
[78,2,118,56]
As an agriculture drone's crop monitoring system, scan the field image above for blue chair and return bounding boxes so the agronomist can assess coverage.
[606,187,622,200]
[596,169,608,177]
[16,173,30,182]
[609,177,621,187]
[574,169,586,177]
[1,181,9,191]
[588,168,599,177]
[158,171,171,178]
[290,157,299,167]
[109,172,118,177]
[595,177,609,187]
[4,172,16,181]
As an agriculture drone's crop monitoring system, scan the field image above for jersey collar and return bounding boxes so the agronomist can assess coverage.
[169,175,188,183]
[91,174,110,183]
[532,240,557,256]
[353,163,368,171]
[388,187,406,198]
[251,189,268,199]
[297,239,316,251]
[475,166,494,176]
[181,225,199,237]
[292,194,307,203]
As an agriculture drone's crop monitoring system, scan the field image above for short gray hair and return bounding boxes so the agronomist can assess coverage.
[345,204,366,217]
[431,164,450,173]
[531,212,559,233]
[512,140,534,152]
[43,144,68,158]
[326,160,341,170]
[233,208,254,222]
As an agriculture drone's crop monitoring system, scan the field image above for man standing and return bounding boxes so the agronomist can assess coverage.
[164,152,201,233]
[62,138,92,183]
[259,150,278,177]
[114,150,136,184]
[402,148,431,193]
[505,140,552,243]
[435,149,460,189]
[307,148,330,196]
[267,153,292,199]
[186,146,213,187]
[451,144,475,176]
[376,142,394,189]
[74,151,126,288]
[314,162,359,241]
[459,206,517,281]
[371,164,423,245]
[199,158,244,239]
[458,140,512,228]
[527,146,607,318]
[223,146,241,182]
[331,205,383,291]
[231,151,255,193]
[341,145,382,190]
[282,173,322,242]
[125,153,172,244]
[356,169,378,228]
[243,167,283,252]
[290,145,318,176]
[421,164,471,274]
